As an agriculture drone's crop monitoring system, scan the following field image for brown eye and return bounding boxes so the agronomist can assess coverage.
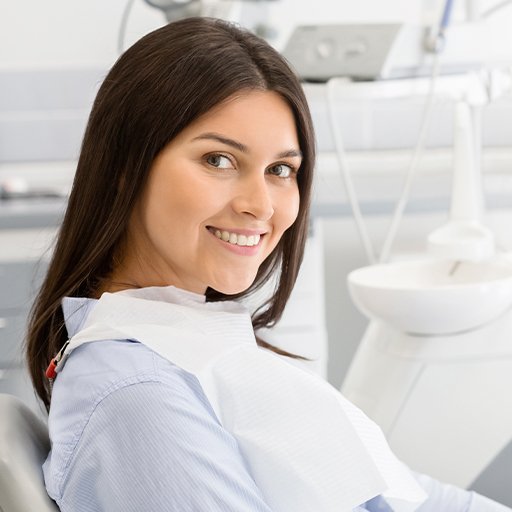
[206,154,232,169]
[267,163,293,178]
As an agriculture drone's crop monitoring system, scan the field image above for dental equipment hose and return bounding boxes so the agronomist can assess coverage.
[425,0,454,53]
[327,0,452,265]
[326,79,378,264]
[118,0,137,54]
[378,54,441,263]
[380,0,453,262]
[481,0,512,18]
[326,55,440,265]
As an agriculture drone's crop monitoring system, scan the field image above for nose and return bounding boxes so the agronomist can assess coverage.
[232,172,274,221]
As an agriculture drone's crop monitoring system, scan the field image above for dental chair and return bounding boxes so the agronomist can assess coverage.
[0,393,59,511]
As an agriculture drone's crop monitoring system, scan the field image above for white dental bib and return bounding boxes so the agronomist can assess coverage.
[58,286,426,512]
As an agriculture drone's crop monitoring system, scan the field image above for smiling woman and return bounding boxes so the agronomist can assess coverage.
[27,17,315,412]
[24,16,510,512]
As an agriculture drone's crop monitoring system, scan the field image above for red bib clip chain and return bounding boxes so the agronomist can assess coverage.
[45,340,70,380]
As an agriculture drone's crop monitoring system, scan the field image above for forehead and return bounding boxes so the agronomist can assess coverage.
[175,90,300,151]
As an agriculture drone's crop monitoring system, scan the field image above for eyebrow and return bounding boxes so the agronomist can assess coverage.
[192,132,303,159]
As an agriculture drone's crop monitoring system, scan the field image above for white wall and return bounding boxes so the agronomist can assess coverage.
[0,0,473,69]
[0,0,164,69]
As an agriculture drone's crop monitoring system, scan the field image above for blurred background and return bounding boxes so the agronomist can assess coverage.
[1,0,512,504]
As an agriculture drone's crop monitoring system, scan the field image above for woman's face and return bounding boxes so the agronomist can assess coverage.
[115,90,302,295]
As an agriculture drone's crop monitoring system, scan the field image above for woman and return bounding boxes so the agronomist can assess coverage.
[26,17,509,512]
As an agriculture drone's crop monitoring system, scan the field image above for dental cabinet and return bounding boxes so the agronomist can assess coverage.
[0,201,64,412]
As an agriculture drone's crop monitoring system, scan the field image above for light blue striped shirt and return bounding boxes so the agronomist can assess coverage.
[42,297,510,511]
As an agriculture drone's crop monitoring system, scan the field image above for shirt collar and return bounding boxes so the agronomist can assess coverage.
[61,297,97,338]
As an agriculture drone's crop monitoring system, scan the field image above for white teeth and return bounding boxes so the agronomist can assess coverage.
[211,228,261,247]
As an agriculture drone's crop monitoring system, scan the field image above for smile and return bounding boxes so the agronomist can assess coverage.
[207,227,262,247]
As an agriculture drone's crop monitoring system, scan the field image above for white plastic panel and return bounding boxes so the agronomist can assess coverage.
[387,358,512,488]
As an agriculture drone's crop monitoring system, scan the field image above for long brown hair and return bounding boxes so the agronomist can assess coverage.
[26,17,315,410]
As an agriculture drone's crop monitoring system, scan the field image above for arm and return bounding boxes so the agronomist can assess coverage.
[413,472,511,512]
[58,378,273,512]
[364,471,511,512]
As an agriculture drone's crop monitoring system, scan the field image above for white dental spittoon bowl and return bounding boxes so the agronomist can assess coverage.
[348,258,512,335]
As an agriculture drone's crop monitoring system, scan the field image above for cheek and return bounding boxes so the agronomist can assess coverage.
[264,188,300,259]
[146,172,203,228]
[277,186,301,232]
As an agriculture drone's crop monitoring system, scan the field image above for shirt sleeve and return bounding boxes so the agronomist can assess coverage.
[58,377,273,512]
[413,472,511,512]
[364,471,512,512]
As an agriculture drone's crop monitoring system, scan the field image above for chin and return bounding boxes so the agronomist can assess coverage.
[212,275,257,296]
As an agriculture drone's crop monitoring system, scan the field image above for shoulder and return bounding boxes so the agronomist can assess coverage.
[51,337,210,405]
[44,339,217,499]
[49,338,209,416]
[44,339,271,512]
